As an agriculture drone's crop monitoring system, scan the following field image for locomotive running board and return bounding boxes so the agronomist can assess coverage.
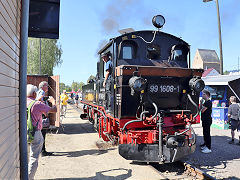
[118,143,196,163]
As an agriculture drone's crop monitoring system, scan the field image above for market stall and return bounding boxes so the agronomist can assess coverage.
[202,74,240,129]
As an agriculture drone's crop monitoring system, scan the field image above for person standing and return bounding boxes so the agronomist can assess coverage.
[101,52,112,88]
[36,81,48,102]
[228,96,240,145]
[101,52,112,111]
[75,93,79,108]
[60,90,68,115]
[27,84,57,179]
[36,81,53,156]
[200,90,212,153]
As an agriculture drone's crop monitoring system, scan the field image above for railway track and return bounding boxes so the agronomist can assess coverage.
[151,161,216,180]
[77,104,216,179]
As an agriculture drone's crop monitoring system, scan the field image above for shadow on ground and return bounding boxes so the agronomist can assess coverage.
[184,134,240,179]
[61,122,96,134]
[51,168,132,180]
[52,148,116,158]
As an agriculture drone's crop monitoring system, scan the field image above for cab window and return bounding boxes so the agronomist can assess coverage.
[122,46,132,59]
[169,44,189,68]
[172,49,183,61]
[120,40,137,60]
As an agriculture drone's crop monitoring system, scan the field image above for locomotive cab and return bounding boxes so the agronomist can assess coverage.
[97,32,200,118]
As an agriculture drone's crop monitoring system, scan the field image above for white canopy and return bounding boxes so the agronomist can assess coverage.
[202,74,240,85]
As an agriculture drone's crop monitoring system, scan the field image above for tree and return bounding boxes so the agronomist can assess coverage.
[71,81,85,92]
[27,38,63,75]
[60,82,84,93]
[60,83,71,93]
[87,75,95,83]
[60,83,65,93]
[65,85,72,92]
[71,81,79,92]
[60,83,67,93]
[79,82,85,91]
[223,70,229,75]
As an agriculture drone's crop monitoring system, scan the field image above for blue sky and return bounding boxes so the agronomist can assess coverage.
[53,0,240,86]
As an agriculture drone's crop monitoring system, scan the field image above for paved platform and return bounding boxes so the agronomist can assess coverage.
[184,123,240,179]
[78,103,240,179]
[35,104,164,180]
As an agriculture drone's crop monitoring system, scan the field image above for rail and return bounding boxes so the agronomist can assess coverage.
[151,160,216,180]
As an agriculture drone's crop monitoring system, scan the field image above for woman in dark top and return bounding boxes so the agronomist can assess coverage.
[200,90,212,153]
[228,96,240,145]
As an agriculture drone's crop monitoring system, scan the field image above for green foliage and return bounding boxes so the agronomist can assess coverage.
[27,38,63,76]
[71,81,79,92]
[60,82,71,93]
[87,75,95,83]
[71,81,85,92]
[65,85,72,92]
[60,83,65,93]
[60,81,84,93]
[223,70,230,75]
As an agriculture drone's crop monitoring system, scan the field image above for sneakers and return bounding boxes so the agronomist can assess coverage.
[228,140,234,144]
[200,143,206,150]
[201,147,212,153]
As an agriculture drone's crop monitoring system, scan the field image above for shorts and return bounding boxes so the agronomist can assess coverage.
[230,119,240,131]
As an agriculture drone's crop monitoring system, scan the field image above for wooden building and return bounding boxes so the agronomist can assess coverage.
[27,75,60,127]
[0,0,22,179]
[1,0,60,179]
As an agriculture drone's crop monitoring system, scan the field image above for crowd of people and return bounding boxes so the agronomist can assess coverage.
[27,80,83,179]
[27,81,57,179]
[199,90,240,154]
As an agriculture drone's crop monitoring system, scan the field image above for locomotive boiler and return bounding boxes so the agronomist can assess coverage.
[80,15,205,163]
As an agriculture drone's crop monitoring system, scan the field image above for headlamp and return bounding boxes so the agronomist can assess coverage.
[152,15,165,29]
[129,76,147,95]
[189,77,205,93]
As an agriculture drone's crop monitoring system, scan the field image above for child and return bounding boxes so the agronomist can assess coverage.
[200,90,212,153]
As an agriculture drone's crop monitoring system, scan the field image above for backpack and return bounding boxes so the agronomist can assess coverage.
[27,100,37,143]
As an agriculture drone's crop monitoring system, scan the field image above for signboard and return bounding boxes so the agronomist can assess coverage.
[28,0,60,39]
[211,107,229,130]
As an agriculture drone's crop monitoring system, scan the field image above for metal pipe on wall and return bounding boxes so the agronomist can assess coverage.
[19,0,30,179]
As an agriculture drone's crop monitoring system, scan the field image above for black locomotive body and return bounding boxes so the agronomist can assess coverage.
[81,15,204,163]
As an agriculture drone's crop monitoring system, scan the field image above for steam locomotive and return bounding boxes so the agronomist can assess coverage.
[80,15,205,163]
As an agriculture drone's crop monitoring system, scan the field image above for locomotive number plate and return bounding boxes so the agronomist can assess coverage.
[149,84,180,93]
